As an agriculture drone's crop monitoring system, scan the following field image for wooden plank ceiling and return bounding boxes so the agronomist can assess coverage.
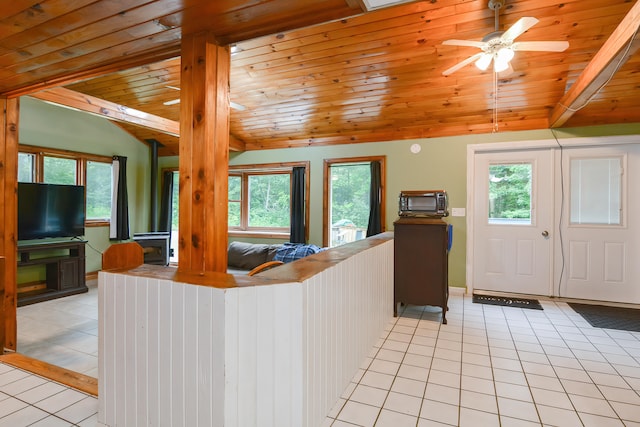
[1,0,639,156]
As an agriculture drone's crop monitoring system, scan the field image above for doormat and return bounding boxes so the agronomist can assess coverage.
[568,303,640,332]
[472,294,543,310]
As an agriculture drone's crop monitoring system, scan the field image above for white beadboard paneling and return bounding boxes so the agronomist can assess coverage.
[256,285,275,427]
[211,287,226,427]
[97,272,111,426]
[302,240,394,427]
[224,287,239,427]
[99,239,393,427]
[114,274,127,427]
[184,283,199,427]
[134,277,148,426]
[146,277,160,427]
[237,285,258,426]
[157,279,173,426]
[289,284,304,426]
[125,275,139,426]
[170,281,186,426]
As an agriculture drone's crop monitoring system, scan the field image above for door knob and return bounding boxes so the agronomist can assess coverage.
[541,230,549,237]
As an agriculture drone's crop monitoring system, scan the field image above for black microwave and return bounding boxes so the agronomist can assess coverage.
[398,190,449,217]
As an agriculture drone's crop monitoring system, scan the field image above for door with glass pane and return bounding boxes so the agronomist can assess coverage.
[472,150,553,296]
[557,146,640,303]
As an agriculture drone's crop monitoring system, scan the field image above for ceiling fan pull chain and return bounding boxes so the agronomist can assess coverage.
[493,71,499,133]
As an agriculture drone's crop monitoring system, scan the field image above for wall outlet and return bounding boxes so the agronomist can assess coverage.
[451,208,465,217]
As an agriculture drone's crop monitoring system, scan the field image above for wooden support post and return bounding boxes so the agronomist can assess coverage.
[0,97,19,352]
[178,32,230,273]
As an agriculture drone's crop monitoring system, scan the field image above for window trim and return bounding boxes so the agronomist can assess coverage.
[322,155,386,247]
[164,161,311,240]
[19,145,113,227]
[229,161,310,239]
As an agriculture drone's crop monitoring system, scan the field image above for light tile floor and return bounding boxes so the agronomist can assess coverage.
[6,287,640,426]
[0,363,97,426]
[325,292,640,427]
[17,281,99,377]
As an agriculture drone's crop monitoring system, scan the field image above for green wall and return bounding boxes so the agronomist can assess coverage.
[160,123,640,288]
[18,97,151,275]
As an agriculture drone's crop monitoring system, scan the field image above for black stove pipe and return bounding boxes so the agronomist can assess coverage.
[146,139,160,232]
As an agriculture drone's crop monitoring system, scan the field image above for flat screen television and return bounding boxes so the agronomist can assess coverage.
[18,182,86,240]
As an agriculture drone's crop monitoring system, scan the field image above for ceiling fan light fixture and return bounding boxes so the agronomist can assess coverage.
[475,54,493,71]
[493,47,514,72]
[493,56,510,73]
[496,47,514,63]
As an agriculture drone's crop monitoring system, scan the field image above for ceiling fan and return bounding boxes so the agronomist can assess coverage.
[442,0,569,76]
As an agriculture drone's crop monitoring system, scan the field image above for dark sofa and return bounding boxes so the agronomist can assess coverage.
[226,241,282,274]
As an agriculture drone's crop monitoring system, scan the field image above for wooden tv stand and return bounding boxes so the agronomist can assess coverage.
[17,240,87,306]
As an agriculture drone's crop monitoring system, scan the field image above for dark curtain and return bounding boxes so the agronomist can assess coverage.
[290,166,306,243]
[159,171,174,232]
[366,160,382,237]
[110,156,130,240]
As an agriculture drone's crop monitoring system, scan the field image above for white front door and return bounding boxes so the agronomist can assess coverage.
[556,145,640,303]
[472,149,553,296]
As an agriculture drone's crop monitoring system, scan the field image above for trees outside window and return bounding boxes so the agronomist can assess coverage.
[247,173,290,228]
[488,163,532,224]
[86,161,112,221]
[324,156,385,247]
[19,145,112,227]
[168,161,309,244]
[43,156,77,185]
[17,153,35,182]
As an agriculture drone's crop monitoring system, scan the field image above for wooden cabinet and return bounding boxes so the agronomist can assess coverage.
[18,240,87,306]
[394,217,449,324]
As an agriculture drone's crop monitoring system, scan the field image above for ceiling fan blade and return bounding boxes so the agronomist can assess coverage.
[442,39,485,48]
[442,52,484,76]
[501,17,539,41]
[512,41,569,52]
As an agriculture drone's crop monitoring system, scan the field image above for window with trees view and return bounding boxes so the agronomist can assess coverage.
[18,145,113,226]
[17,153,35,182]
[167,162,309,249]
[324,156,385,247]
[488,163,532,225]
[43,156,77,185]
[229,162,309,234]
[229,171,291,231]
[86,161,112,221]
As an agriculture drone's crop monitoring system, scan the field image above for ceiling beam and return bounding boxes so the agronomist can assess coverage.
[30,87,180,137]
[229,134,246,152]
[549,0,640,128]
[31,87,248,153]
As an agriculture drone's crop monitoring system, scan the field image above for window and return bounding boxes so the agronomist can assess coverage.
[488,163,532,225]
[323,156,385,247]
[43,156,77,185]
[17,153,35,182]
[86,161,113,221]
[168,162,309,242]
[19,145,113,226]
[570,157,622,225]
[228,175,241,228]
[229,162,309,236]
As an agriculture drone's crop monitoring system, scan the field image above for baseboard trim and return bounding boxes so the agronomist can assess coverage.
[0,352,97,396]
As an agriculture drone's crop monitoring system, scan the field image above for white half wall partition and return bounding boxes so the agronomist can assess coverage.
[98,233,394,427]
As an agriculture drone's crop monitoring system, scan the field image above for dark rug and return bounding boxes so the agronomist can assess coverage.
[568,303,640,332]
[472,294,543,310]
